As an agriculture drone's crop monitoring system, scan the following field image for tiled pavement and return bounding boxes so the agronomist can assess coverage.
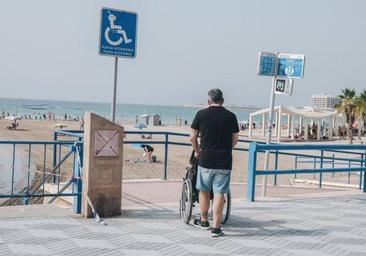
[0,195,366,256]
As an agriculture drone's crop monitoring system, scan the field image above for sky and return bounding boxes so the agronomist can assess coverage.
[0,0,365,107]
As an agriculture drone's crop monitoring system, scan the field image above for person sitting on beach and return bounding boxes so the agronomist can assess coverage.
[140,144,154,163]
[6,121,18,130]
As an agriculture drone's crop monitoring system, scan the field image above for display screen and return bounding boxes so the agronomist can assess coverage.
[275,79,286,92]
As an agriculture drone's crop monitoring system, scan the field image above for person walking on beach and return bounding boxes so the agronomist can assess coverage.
[190,88,239,237]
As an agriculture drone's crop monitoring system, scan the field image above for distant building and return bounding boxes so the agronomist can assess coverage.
[311,94,340,109]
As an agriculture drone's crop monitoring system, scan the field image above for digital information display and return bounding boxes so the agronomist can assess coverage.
[277,53,305,79]
[257,52,277,76]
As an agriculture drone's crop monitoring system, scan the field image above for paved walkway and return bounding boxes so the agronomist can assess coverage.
[121,180,347,206]
[0,193,366,256]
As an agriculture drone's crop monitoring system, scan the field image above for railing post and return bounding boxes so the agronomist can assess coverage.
[24,144,31,205]
[313,157,317,179]
[348,161,351,184]
[363,151,366,193]
[294,155,298,180]
[73,144,83,214]
[359,153,363,189]
[274,149,278,186]
[164,133,169,180]
[247,142,257,202]
[319,151,324,188]
[11,144,15,197]
[53,132,57,168]
[332,154,335,177]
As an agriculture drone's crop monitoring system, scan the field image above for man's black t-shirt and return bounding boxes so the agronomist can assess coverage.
[191,106,239,170]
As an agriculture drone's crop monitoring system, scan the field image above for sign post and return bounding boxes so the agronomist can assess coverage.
[112,57,118,123]
[257,52,305,197]
[99,7,138,122]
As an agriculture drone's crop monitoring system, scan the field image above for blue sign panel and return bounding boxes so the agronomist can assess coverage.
[277,53,305,79]
[258,52,277,76]
[99,8,137,58]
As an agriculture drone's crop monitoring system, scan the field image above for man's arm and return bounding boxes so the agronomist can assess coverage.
[232,132,239,148]
[231,114,239,148]
[190,129,200,158]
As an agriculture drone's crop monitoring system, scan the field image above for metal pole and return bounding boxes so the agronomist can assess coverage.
[53,132,57,168]
[247,142,258,202]
[261,76,276,197]
[348,161,351,184]
[274,149,278,186]
[111,57,118,123]
[332,154,335,177]
[319,150,324,188]
[363,151,366,192]
[359,153,363,189]
[164,133,169,180]
[294,155,298,180]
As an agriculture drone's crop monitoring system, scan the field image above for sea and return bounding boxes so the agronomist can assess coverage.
[0,98,258,124]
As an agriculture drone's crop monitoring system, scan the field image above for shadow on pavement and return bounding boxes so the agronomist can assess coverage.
[224,214,329,238]
[120,206,179,220]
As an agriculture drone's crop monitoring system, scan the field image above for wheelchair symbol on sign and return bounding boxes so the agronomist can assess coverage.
[285,66,294,76]
[105,11,132,46]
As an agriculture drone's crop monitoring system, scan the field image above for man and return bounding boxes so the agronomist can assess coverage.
[190,89,239,237]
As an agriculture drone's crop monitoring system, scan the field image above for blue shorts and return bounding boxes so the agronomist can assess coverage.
[196,166,231,194]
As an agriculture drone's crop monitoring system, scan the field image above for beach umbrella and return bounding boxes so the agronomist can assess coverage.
[5,116,21,121]
[54,123,67,129]
[134,123,147,130]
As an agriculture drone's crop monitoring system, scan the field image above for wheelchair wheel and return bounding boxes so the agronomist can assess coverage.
[179,178,193,224]
[210,189,231,225]
[221,190,231,224]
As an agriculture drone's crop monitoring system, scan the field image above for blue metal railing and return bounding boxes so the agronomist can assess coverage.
[247,142,366,201]
[2,129,366,211]
[0,140,83,213]
[294,154,364,186]
[54,130,252,180]
[55,129,366,185]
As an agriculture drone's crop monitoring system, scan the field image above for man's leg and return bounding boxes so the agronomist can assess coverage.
[194,166,212,229]
[211,169,231,235]
[199,191,210,221]
[147,152,152,163]
[212,193,224,228]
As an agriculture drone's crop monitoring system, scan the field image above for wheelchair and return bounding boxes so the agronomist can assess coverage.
[179,151,231,224]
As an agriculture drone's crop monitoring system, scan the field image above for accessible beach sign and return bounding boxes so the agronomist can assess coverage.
[99,7,138,58]
[98,7,138,123]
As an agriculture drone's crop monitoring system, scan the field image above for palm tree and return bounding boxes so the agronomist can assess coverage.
[354,89,366,139]
[335,88,357,144]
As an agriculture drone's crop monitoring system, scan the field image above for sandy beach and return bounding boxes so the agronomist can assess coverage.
[0,117,364,206]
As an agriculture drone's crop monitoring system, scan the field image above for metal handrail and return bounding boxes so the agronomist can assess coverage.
[247,142,366,202]
[0,140,83,213]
